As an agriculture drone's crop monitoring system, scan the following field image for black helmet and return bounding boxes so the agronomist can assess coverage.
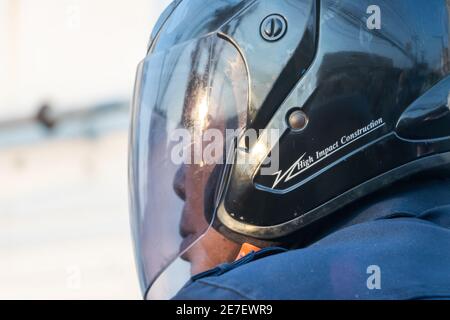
[129,0,450,298]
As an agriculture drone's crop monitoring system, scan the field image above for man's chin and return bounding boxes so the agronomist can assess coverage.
[182,253,202,276]
[180,249,203,276]
[182,252,211,276]
[180,250,191,263]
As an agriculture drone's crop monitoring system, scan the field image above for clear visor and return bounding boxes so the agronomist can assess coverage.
[129,34,248,299]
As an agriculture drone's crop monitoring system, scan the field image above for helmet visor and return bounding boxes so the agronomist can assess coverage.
[129,34,248,299]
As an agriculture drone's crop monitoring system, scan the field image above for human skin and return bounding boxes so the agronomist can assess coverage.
[173,164,241,276]
[171,58,247,275]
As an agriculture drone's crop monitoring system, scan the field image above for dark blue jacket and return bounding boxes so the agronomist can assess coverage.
[174,178,450,300]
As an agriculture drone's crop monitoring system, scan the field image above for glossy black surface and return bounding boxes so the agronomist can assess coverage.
[143,0,450,240]
[149,0,251,55]
[396,75,450,140]
[219,0,450,237]
[219,0,317,128]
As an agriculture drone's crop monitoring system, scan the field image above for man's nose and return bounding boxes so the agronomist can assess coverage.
[173,166,186,201]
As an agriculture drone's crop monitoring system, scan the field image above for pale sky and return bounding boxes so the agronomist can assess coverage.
[0,0,172,120]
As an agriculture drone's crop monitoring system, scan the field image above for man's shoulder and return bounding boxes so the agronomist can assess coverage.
[174,217,450,300]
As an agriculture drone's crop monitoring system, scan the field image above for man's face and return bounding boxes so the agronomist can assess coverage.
[173,164,241,276]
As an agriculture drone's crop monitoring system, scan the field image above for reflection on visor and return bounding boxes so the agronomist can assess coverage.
[129,34,248,299]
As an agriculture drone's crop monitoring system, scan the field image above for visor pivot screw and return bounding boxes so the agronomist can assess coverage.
[288,109,308,132]
[260,14,287,42]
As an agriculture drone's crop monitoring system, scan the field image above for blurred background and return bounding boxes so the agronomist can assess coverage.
[0,0,171,299]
